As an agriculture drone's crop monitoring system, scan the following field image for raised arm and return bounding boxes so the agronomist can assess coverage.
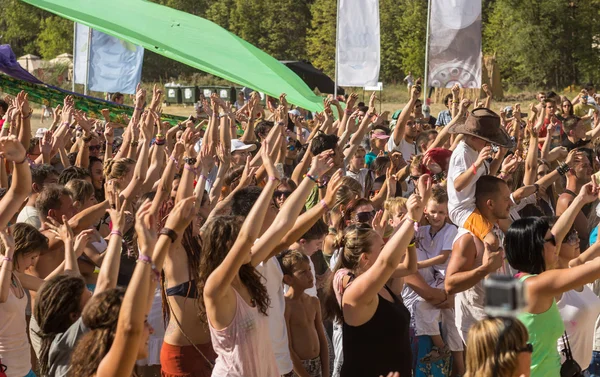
[344,177,431,313]
[0,136,31,230]
[552,181,598,246]
[204,155,278,301]
[0,230,15,303]
[250,149,335,266]
[391,86,419,146]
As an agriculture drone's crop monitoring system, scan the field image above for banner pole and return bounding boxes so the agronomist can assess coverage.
[84,28,92,96]
[423,0,432,103]
[334,0,340,99]
[72,22,76,93]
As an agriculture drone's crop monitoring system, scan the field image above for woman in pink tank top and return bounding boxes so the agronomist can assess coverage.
[198,151,282,377]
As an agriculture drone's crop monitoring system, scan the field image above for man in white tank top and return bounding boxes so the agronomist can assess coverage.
[445,176,512,343]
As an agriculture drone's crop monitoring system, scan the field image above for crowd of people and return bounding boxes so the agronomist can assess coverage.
[1,80,600,377]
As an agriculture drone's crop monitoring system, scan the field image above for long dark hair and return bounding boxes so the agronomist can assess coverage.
[68,288,125,377]
[505,217,551,274]
[34,275,86,377]
[197,216,270,322]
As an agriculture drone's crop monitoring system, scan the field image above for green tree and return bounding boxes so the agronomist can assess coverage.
[259,0,310,60]
[396,0,426,80]
[36,16,74,59]
[379,0,405,83]
[0,0,45,56]
[306,0,336,77]
[206,0,235,30]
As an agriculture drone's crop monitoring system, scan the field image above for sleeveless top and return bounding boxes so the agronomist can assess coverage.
[340,285,412,377]
[0,274,31,377]
[517,274,564,377]
[208,289,278,377]
[454,228,486,334]
[556,285,600,368]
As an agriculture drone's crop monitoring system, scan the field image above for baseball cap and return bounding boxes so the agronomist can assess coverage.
[371,129,390,140]
[231,139,257,153]
[289,109,301,116]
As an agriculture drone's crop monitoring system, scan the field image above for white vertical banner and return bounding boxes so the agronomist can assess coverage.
[73,23,144,94]
[73,23,90,85]
[336,0,380,87]
[428,0,482,88]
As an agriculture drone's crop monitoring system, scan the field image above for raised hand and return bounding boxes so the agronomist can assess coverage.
[135,200,156,251]
[15,91,31,117]
[501,154,521,174]
[386,164,397,198]
[135,83,147,108]
[104,123,114,145]
[106,180,129,230]
[216,143,231,168]
[164,196,197,234]
[578,180,599,204]
[346,93,359,109]
[74,229,94,257]
[262,142,280,181]
[482,83,492,97]
[45,216,74,243]
[482,241,504,273]
[238,156,258,188]
[371,210,385,236]
[0,135,26,162]
[40,130,53,156]
[0,228,15,258]
[73,110,92,133]
[323,169,343,206]
[475,146,493,168]
[309,149,335,178]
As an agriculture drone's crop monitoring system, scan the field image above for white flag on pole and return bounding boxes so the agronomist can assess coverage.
[336,0,380,87]
[427,0,482,88]
[73,23,144,94]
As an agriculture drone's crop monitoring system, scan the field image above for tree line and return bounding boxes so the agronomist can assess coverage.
[1,0,599,89]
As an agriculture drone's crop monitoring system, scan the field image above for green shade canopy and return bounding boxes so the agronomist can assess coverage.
[21,0,326,111]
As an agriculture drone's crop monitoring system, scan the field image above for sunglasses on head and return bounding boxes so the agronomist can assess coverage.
[355,210,376,223]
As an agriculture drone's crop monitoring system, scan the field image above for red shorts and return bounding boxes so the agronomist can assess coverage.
[160,341,217,377]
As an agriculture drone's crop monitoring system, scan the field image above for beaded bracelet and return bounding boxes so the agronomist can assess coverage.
[306,173,319,184]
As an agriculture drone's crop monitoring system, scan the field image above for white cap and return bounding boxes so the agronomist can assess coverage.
[35,128,48,138]
[231,139,257,153]
[288,109,301,116]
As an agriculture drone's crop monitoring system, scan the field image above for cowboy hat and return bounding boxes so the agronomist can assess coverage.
[448,107,514,148]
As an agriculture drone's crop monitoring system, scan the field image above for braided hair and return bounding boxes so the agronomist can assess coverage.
[34,275,86,377]
[197,216,270,322]
[68,288,125,377]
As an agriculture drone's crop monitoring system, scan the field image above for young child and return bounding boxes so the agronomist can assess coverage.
[280,250,329,377]
[447,107,513,250]
[413,188,464,374]
[284,220,329,297]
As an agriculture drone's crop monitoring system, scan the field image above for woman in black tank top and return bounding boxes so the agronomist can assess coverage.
[323,178,430,377]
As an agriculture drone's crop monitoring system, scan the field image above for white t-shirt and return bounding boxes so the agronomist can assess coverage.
[345,168,372,196]
[283,257,318,298]
[256,258,293,375]
[16,206,41,229]
[416,223,458,280]
[387,136,416,162]
[447,140,488,228]
[557,286,600,368]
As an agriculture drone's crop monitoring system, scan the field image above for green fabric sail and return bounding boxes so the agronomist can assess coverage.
[21,0,326,111]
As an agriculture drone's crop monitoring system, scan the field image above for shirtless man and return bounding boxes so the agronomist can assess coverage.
[282,250,329,377]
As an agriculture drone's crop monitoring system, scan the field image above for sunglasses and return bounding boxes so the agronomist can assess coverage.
[515,343,534,354]
[89,145,101,151]
[409,175,420,181]
[356,210,376,223]
[545,234,556,246]
[274,190,292,199]
[566,231,579,245]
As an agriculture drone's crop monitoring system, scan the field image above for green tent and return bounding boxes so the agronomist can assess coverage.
[21,0,326,111]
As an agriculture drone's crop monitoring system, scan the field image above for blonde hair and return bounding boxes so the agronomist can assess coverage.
[103,158,135,181]
[384,197,407,217]
[464,317,529,377]
[65,179,95,203]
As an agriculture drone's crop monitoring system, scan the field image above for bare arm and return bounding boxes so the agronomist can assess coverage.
[391,87,418,146]
[417,250,450,269]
